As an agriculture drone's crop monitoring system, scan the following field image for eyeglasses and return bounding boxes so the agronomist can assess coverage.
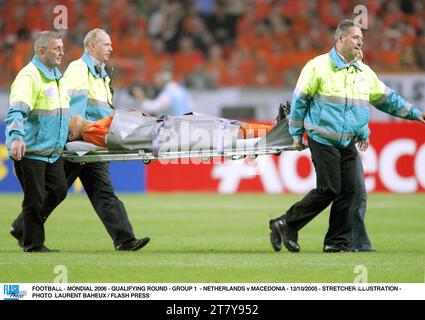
[42,46,64,53]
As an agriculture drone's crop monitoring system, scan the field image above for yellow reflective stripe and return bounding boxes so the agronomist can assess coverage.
[25,148,60,156]
[315,93,370,107]
[68,89,88,96]
[289,119,304,128]
[304,122,355,140]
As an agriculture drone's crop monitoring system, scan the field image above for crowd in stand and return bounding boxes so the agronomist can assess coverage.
[0,0,424,89]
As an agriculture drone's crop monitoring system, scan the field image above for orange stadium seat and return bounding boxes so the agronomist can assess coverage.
[0,0,423,88]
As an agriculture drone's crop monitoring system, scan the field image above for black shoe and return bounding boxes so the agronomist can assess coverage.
[10,226,23,248]
[323,244,353,253]
[115,237,150,251]
[269,218,300,253]
[269,219,282,252]
[25,245,60,253]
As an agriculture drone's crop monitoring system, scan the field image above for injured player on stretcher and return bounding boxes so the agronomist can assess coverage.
[67,110,278,155]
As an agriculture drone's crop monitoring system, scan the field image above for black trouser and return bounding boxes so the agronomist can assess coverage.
[283,136,358,246]
[13,158,68,251]
[349,155,372,250]
[12,161,136,247]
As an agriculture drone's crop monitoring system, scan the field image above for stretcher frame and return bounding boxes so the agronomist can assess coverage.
[61,144,297,164]
[62,109,297,164]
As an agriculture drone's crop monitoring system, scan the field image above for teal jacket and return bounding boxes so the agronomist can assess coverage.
[289,47,422,148]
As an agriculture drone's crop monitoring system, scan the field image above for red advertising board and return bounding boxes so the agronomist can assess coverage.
[146,122,425,193]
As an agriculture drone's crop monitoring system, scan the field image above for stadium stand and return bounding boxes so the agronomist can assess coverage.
[0,0,424,89]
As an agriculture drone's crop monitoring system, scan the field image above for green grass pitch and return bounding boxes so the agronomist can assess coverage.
[0,193,424,283]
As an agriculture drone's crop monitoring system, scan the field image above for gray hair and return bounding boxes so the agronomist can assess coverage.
[335,19,359,41]
[83,28,107,51]
[34,31,61,52]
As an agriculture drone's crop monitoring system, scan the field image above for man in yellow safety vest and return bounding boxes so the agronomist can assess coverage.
[6,31,69,252]
[10,28,150,252]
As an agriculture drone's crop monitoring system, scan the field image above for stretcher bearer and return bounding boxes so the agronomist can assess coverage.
[11,29,150,252]
[7,31,69,252]
[269,19,425,253]
[63,30,114,121]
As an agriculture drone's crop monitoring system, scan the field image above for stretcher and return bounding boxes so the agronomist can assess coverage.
[61,110,296,164]
[61,139,297,164]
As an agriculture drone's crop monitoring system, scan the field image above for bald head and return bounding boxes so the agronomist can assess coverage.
[83,28,113,63]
